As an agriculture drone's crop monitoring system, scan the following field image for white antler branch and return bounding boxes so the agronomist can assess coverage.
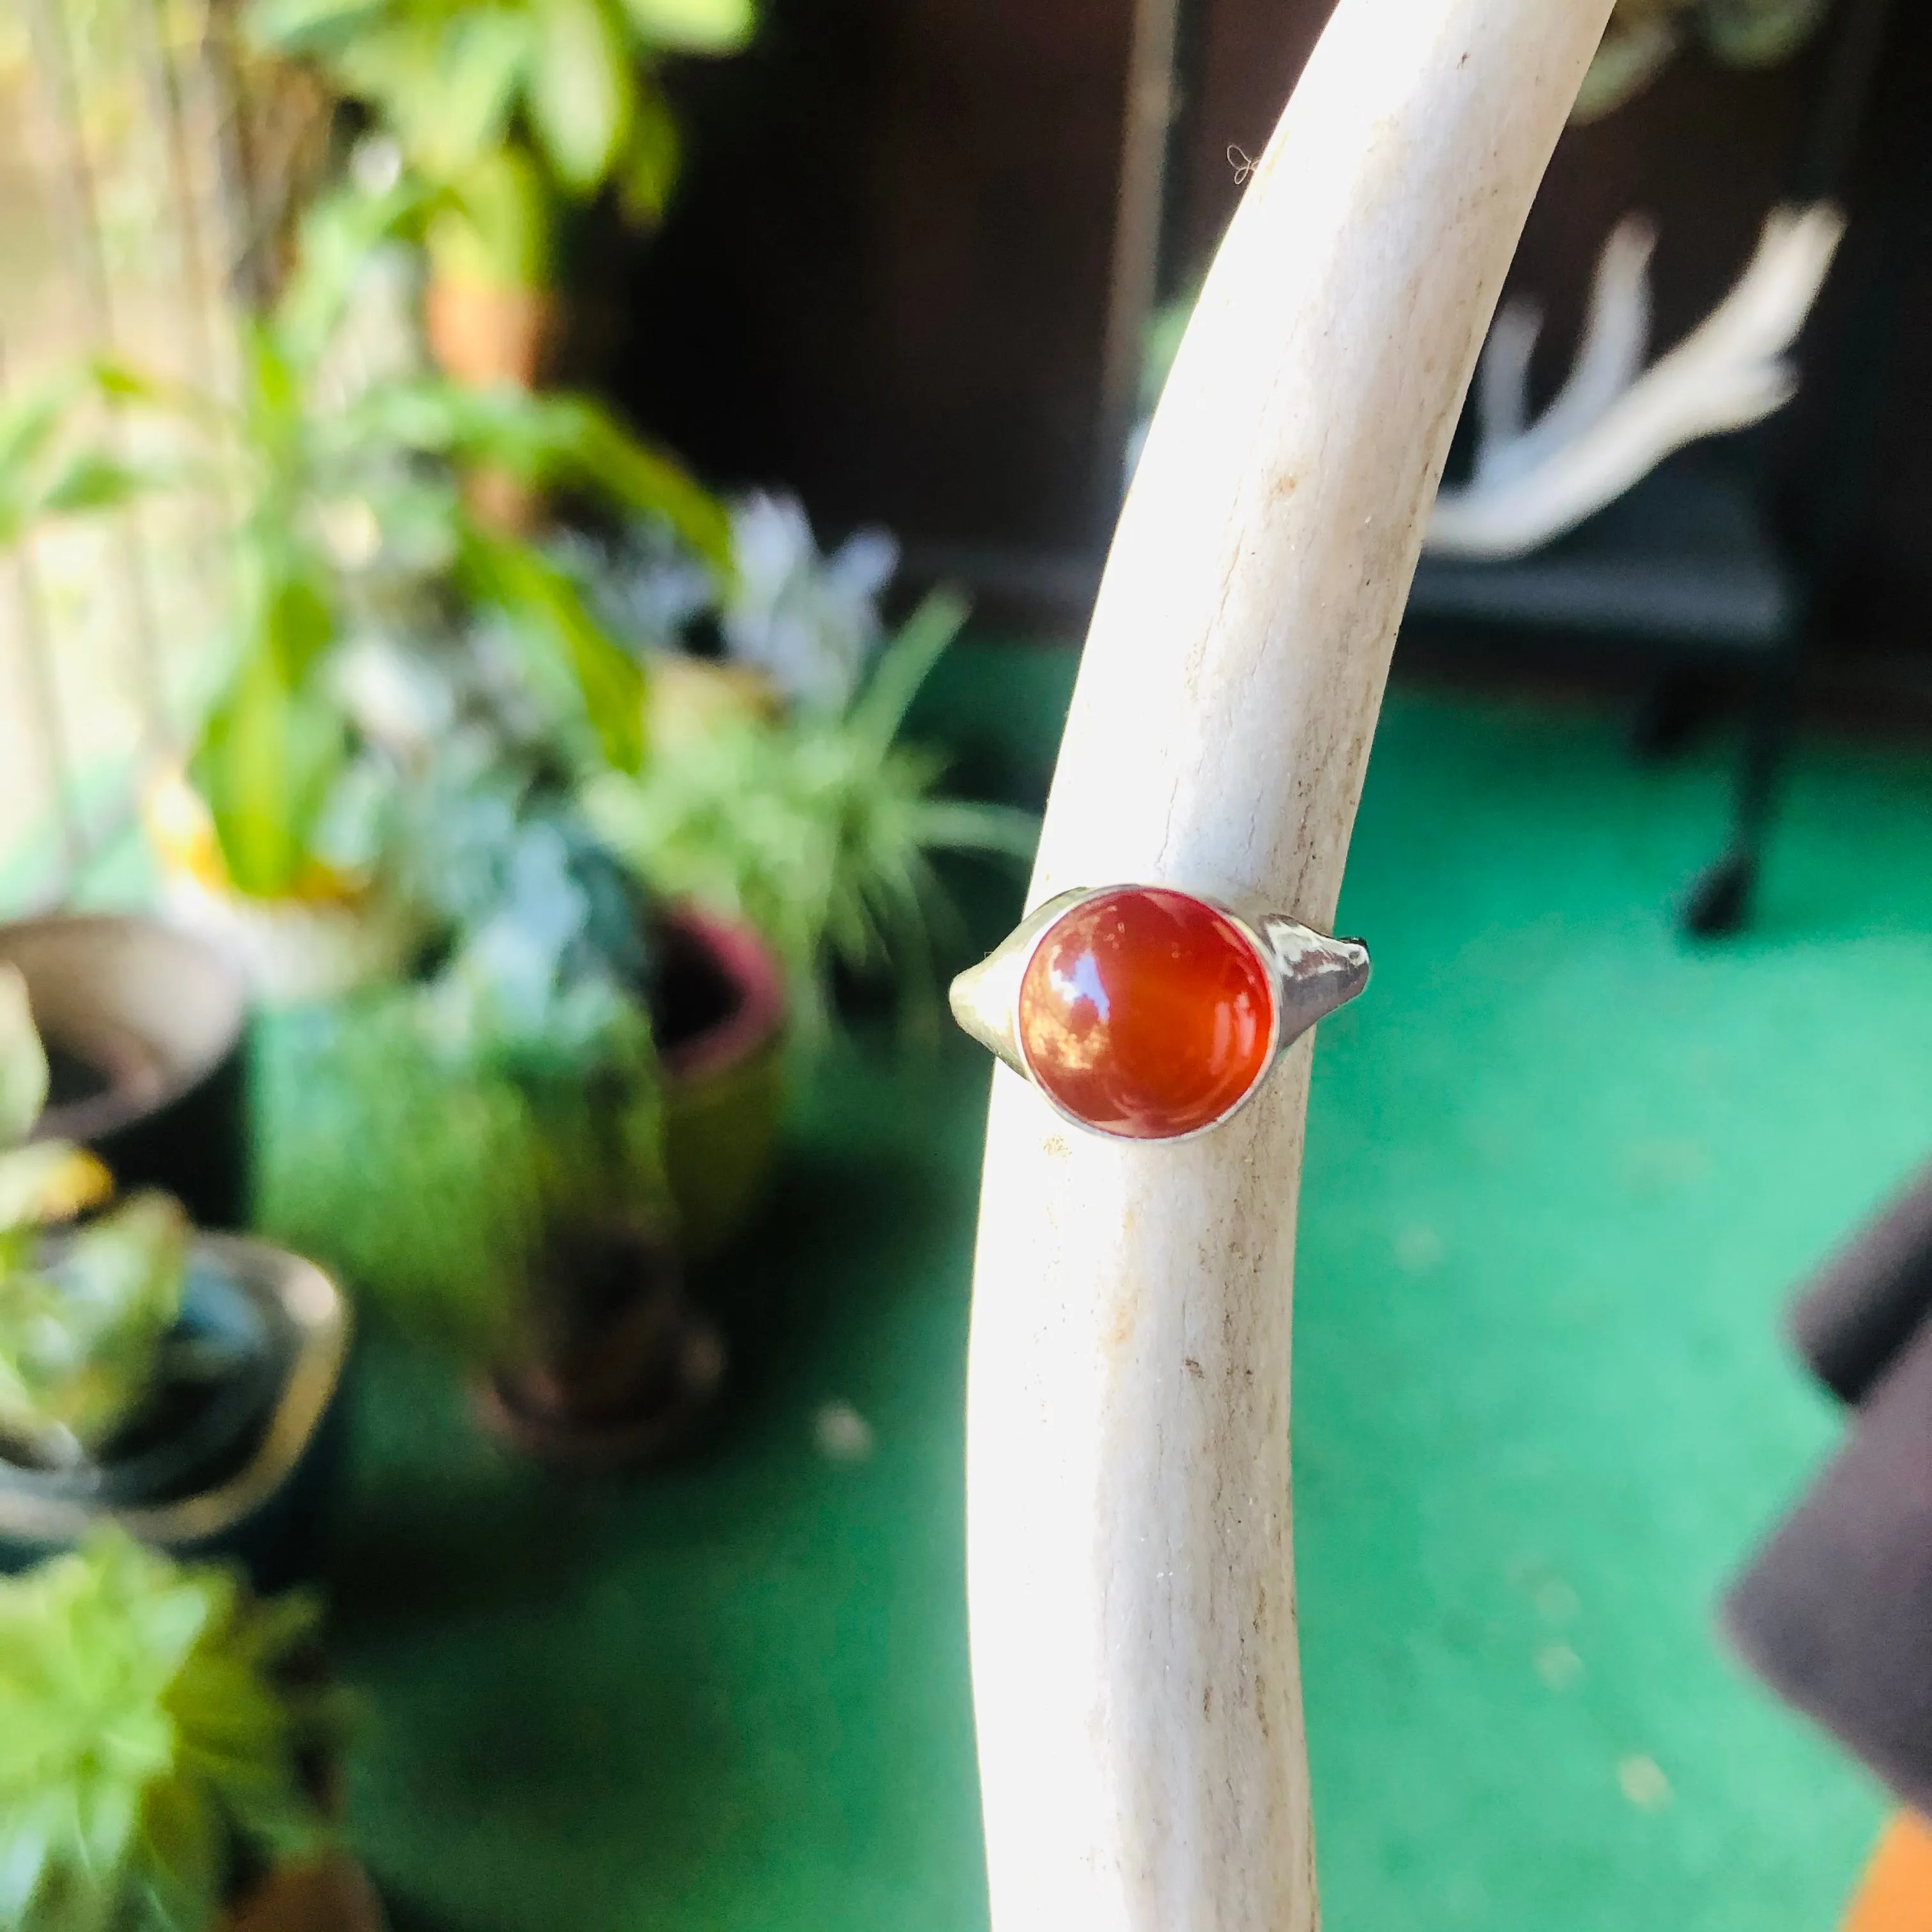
[965,3,1615,1928]
[1426,201,1844,559]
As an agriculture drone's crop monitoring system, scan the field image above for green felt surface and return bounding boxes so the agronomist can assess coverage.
[298,650,1932,1932]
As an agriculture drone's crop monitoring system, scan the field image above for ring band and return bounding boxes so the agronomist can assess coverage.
[949,884,1369,1142]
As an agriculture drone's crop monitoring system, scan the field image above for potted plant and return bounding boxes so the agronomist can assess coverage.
[250,638,780,1464]
[257,968,729,1466]
[52,180,785,1460]
[0,969,349,1586]
[0,369,257,1230]
[549,494,1034,1249]
[245,0,754,390]
[578,507,1041,1031]
[105,180,731,1004]
[588,587,1039,1238]
[0,1529,377,1932]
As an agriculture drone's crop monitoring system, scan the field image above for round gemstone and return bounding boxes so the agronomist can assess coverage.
[1016,887,1276,1139]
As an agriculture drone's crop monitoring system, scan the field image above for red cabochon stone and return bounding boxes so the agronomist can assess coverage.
[1016,887,1275,1139]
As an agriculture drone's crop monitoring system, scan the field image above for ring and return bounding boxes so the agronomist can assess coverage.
[949,885,1370,1142]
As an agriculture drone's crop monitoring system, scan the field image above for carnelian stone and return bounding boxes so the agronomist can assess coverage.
[1017,887,1275,1139]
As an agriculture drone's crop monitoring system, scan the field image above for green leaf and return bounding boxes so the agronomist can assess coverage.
[334,17,447,132]
[358,378,731,569]
[192,568,345,897]
[614,78,680,224]
[434,144,556,288]
[616,0,753,54]
[0,1191,192,1451]
[38,453,146,518]
[1700,0,1830,66]
[237,323,307,474]
[1574,15,1678,121]
[528,396,732,569]
[89,358,228,434]
[275,177,430,368]
[330,380,465,464]
[910,797,1041,857]
[410,8,534,177]
[0,385,77,548]
[136,1771,221,1932]
[243,0,385,54]
[0,1533,332,1932]
[0,967,47,1147]
[461,530,647,772]
[0,387,68,491]
[848,587,969,751]
[529,0,632,193]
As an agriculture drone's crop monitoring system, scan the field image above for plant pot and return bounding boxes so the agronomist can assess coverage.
[656,906,787,1261]
[0,915,251,1227]
[423,275,556,388]
[223,1853,386,1932]
[144,772,418,1008]
[477,1222,725,1469]
[0,1238,353,1592]
[158,868,418,1009]
[424,273,558,533]
[1,1254,284,1509]
[224,1729,384,1932]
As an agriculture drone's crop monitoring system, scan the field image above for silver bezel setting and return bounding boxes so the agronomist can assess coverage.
[948,884,1370,1142]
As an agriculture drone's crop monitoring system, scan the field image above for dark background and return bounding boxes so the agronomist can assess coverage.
[595,0,1932,665]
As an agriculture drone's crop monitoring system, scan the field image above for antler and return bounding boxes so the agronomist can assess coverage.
[1426,201,1844,560]
[963,3,1616,1928]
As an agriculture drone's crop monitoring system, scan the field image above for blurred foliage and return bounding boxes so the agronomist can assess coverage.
[710,494,898,713]
[0,1531,333,1932]
[1577,0,1832,119]
[257,985,668,1363]
[0,970,48,1149]
[247,0,754,287]
[0,1194,189,1466]
[0,381,146,556]
[0,967,189,1467]
[586,590,1038,1027]
[101,180,729,900]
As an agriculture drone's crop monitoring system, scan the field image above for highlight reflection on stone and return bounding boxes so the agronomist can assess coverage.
[1016,888,1274,1138]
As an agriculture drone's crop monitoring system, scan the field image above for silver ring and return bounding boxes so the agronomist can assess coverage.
[949,884,1370,1142]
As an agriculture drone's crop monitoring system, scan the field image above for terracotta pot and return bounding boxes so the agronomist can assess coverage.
[222,1852,385,1932]
[657,906,788,1261]
[423,274,559,533]
[422,275,556,388]
[476,1223,727,1469]
[471,910,783,1468]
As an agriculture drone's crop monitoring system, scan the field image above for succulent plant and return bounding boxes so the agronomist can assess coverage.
[584,588,1039,1025]
[0,1531,332,1932]
[0,1194,191,1469]
[0,968,190,1469]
